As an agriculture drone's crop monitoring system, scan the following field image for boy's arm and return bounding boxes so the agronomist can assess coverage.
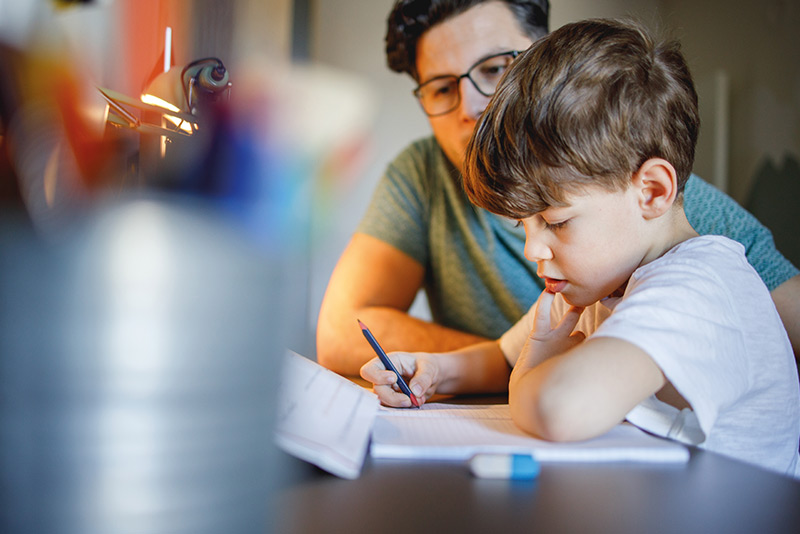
[509,335,666,442]
[316,233,488,376]
[507,291,664,442]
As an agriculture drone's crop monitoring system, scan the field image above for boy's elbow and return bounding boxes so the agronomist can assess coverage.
[533,404,583,443]
[510,380,591,442]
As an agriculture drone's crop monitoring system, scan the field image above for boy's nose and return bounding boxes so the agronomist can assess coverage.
[524,233,553,263]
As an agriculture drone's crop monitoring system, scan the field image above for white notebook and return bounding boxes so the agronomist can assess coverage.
[371,403,689,463]
[274,350,379,479]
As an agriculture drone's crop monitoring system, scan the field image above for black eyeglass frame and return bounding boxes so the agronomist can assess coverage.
[412,50,521,117]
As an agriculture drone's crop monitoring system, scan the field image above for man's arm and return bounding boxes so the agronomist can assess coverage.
[316,233,488,376]
[772,274,800,362]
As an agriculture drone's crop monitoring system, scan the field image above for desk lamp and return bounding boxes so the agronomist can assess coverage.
[99,57,230,139]
[140,57,231,133]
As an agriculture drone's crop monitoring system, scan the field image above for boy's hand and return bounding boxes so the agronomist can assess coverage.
[517,290,585,370]
[360,352,439,407]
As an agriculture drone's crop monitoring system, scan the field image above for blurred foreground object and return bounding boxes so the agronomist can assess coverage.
[1,41,132,234]
[0,196,285,534]
[0,3,376,531]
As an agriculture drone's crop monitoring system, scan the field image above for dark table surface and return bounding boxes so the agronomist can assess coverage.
[274,448,800,534]
[272,394,800,534]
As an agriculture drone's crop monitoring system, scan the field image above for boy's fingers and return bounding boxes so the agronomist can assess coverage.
[360,358,386,383]
[555,305,585,335]
[360,358,402,386]
[408,358,436,400]
[570,331,586,343]
[388,352,415,374]
[532,290,555,335]
[373,383,413,408]
[362,353,426,408]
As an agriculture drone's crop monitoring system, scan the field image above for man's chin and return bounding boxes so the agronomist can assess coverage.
[438,143,467,174]
[450,151,466,174]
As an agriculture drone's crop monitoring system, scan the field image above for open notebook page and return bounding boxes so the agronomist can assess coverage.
[275,350,379,479]
[371,403,689,463]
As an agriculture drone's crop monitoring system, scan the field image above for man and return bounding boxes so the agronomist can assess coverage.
[317,0,800,376]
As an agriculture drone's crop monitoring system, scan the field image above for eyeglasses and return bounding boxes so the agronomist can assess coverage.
[413,51,520,117]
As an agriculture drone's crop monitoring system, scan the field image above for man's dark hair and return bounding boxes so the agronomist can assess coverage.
[386,0,549,80]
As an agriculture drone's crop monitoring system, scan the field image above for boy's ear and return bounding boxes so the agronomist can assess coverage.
[632,158,678,219]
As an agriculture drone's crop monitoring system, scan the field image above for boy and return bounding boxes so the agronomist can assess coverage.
[361,19,800,477]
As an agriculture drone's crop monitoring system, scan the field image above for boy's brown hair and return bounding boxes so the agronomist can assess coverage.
[464,18,699,218]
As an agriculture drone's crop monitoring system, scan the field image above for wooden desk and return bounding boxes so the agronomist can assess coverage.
[273,395,800,534]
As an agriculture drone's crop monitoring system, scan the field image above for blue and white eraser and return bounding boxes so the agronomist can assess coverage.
[469,453,540,480]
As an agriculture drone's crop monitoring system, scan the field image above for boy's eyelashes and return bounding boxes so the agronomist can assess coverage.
[514,218,570,230]
[543,219,569,231]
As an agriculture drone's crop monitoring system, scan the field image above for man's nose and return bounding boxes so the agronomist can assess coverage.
[456,77,490,120]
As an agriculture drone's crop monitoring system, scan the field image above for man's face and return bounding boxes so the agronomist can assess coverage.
[415,2,534,174]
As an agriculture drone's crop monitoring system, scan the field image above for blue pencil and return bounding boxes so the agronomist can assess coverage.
[357,319,420,408]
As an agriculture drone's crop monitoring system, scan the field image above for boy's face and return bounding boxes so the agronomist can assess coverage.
[520,185,649,308]
[415,2,534,174]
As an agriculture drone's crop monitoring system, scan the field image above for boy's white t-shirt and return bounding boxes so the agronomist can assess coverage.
[499,236,800,477]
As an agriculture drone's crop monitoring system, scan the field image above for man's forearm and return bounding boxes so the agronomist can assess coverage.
[316,306,488,376]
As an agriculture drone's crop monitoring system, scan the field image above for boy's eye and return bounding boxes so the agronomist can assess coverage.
[514,219,523,228]
[544,219,569,231]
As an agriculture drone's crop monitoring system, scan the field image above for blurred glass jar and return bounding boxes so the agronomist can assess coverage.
[0,196,286,534]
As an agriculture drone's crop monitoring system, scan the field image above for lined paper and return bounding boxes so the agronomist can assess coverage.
[371,403,689,463]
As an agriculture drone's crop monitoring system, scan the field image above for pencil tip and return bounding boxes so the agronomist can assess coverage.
[357,318,366,329]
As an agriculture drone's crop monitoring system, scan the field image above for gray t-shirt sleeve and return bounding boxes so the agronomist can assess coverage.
[357,140,430,264]
[684,174,799,291]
